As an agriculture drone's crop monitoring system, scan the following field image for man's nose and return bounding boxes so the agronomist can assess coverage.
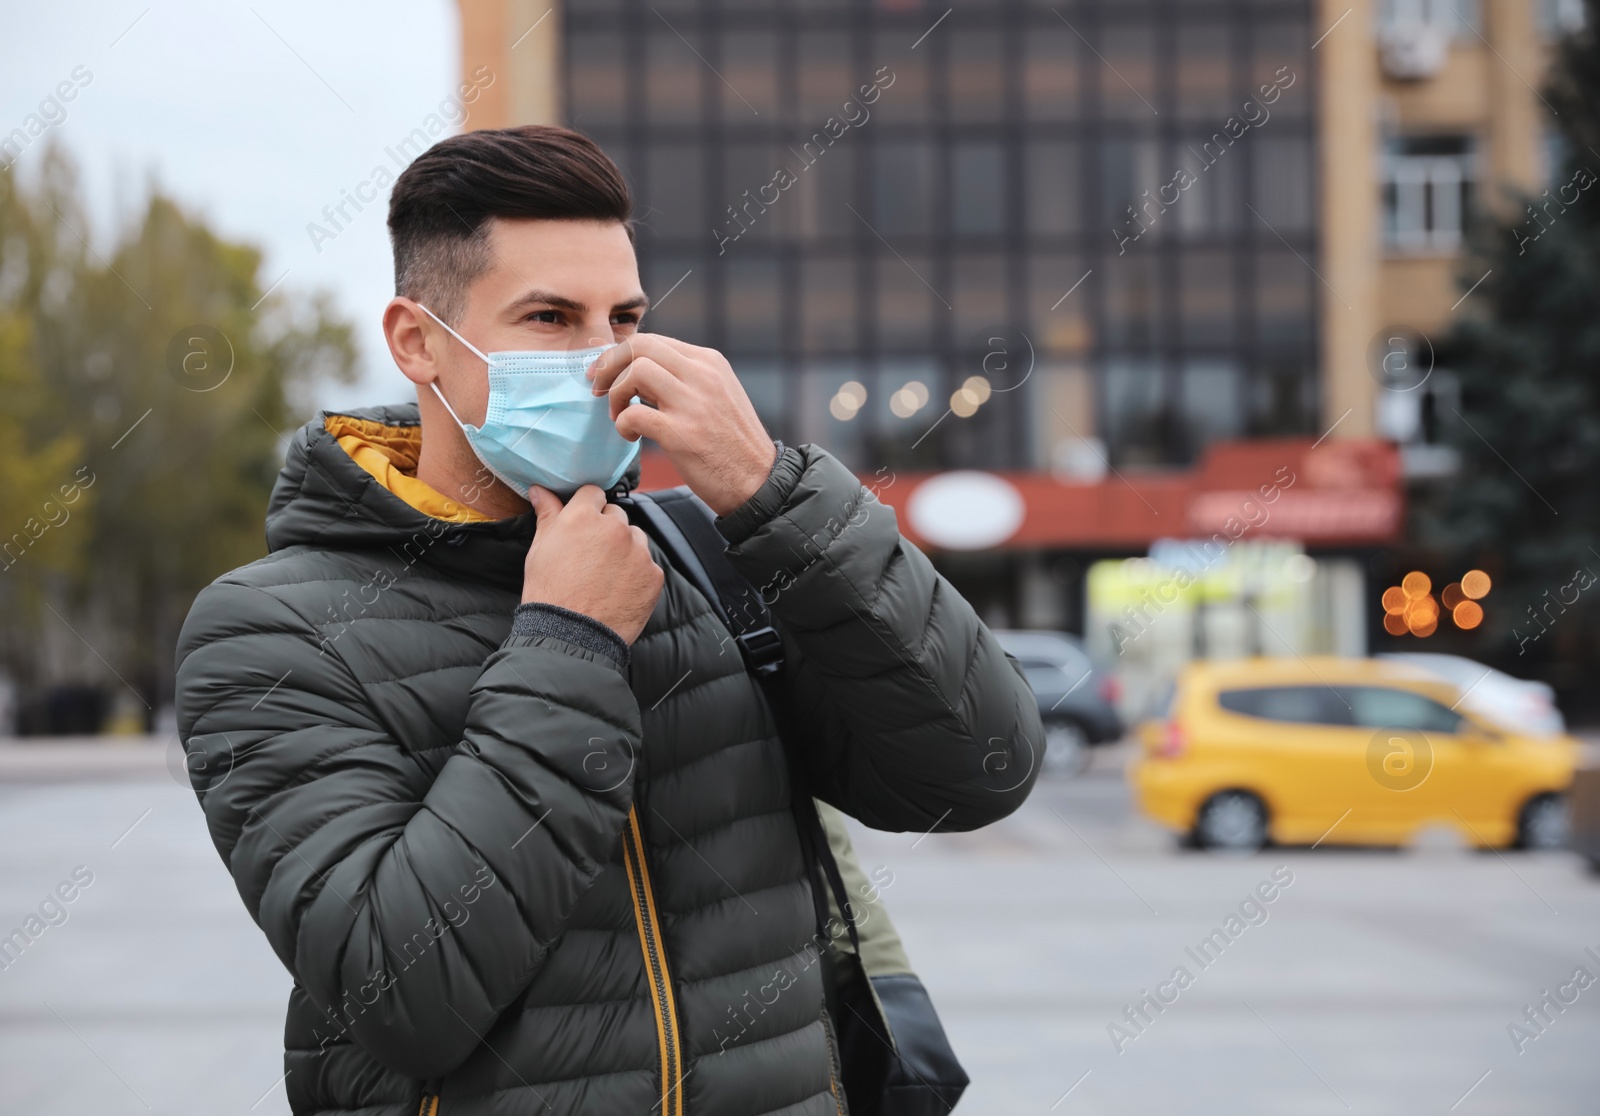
[582,317,617,345]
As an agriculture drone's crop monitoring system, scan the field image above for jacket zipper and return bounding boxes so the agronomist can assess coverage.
[821,1002,848,1116]
[416,1092,439,1116]
[622,805,685,1116]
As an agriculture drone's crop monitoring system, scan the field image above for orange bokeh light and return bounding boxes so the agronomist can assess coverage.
[1461,570,1492,599]
[1382,587,1407,613]
[1383,613,1409,636]
[1453,600,1484,629]
[1409,616,1438,637]
[1441,582,1464,610]
[1402,571,1432,599]
[1406,595,1440,624]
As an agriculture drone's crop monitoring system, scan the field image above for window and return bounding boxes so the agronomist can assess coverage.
[724,257,781,351]
[1099,24,1157,121]
[568,32,627,126]
[872,29,929,124]
[1253,137,1314,234]
[1029,254,1090,354]
[1102,359,1164,463]
[874,141,933,236]
[735,361,785,436]
[1027,142,1082,235]
[950,30,1005,122]
[720,31,779,120]
[799,32,853,120]
[1256,251,1312,347]
[1383,135,1476,253]
[643,255,705,343]
[1099,138,1160,230]
[877,252,934,349]
[1103,255,1159,347]
[954,142,1005,235]
[1343,687,1464,734]
[722,144,781,243]
[801,257,857,352]
[1177,22,1232,123]
[1180,251,1235,345]
[1181,361,1243,444]
[1019,660,1091,698]
[646,32,700,125]
[645,144,704,239]
[1218,686,1352,726]
[1025,28,1078,121]
[1378,0,1480,37]
[952,254,1007,351]
[796,146,857,240]
[1175,144,1241,236]
[1541,0,1586,37]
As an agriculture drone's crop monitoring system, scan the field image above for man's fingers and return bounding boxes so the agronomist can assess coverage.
[588,335,648,395]
[529,485,564,527]
[608,358,684,421]
[601,503,629,525]
[566,484,608,515]
[633,333,707,363]
[591,335,700,397]
[615,401,671,446]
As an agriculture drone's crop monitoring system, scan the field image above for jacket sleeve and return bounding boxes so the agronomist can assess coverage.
[716,444,1043,833]
[175,578,639,1081]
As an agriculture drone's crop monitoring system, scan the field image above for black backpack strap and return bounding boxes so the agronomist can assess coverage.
[622,488,862,952]
[625,489,968,1114]
[634,488,785,678]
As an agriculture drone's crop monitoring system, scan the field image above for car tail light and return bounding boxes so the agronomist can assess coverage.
[1098,674,1121,705]
[1156,721,1187,759]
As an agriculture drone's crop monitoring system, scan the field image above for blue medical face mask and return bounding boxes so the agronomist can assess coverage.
[418,305,640,499]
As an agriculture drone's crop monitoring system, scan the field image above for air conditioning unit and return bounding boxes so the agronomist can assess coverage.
[1380,21,1449,79]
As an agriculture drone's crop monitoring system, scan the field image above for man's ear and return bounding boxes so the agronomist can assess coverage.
[384,297,441,387]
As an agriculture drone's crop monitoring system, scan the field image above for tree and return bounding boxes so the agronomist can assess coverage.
[0,145,356,731]
[1421,1,1600,695]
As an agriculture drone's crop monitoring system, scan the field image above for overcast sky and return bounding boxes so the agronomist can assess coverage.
[4,0,461,409]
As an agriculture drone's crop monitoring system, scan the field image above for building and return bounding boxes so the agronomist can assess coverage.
[454,0,1572,669]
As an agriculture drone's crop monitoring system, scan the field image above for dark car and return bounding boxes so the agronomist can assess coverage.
[1571,767,1600,872]
[994,629,1124,775]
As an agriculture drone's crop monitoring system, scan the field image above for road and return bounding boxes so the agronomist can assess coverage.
[1,739,1597,1114]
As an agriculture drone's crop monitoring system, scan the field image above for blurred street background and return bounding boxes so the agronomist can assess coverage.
[4,741,1599,1115]
[7,0,1600,1111]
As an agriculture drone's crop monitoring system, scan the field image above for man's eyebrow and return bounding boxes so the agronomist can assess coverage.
[505,289,586,316]
[503,290,651,316]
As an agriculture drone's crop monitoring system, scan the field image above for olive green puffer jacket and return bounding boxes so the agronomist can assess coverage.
[175,403,1041,1116]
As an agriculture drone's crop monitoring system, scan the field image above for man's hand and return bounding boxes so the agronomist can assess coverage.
[587,335,778,516]
[524,485,663,645]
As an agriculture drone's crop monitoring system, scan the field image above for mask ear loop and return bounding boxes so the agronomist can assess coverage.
[416,304,488,429]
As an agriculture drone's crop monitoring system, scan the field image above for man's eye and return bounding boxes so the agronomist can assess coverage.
[612,313,640,327]
[525,310,562,324]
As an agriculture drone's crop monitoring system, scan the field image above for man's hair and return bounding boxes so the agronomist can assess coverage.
[387,125,633,324]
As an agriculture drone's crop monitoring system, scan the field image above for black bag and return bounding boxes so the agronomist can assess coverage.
[624,486,970,1116]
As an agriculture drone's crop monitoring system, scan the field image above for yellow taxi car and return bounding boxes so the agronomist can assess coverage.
[1132,658,1577,851]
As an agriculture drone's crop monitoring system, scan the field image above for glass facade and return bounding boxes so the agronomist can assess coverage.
[565,0,1318,471]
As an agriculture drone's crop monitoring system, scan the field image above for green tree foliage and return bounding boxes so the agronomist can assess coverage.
[1425,3,1600,676]
[0,145,356,728]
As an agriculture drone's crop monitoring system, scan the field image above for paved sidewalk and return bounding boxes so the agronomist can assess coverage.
[3,740,1599,1114]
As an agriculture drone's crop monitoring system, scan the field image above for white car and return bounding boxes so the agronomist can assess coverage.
[1377,653,1566,737]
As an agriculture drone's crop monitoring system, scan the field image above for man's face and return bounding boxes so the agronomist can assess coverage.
[439,217,646,427]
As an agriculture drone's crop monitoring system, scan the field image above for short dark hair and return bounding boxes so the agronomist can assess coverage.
[387,125,633,324]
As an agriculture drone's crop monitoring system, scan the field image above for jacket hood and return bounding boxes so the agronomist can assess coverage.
[264,402,639,591]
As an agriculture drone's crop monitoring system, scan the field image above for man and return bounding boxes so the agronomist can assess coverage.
[177,125,1040,1116]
